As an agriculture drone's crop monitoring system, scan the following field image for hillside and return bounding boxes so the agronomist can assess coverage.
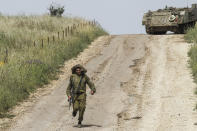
[0,15,107,114]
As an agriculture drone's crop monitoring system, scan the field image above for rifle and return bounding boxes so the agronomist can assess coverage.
[69,91,74,110]
[69,77,74,110]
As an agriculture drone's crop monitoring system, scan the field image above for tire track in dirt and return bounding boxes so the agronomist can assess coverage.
[117,35,197,131]
[117,36,152,131]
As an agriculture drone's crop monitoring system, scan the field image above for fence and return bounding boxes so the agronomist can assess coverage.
[0,20,98,64]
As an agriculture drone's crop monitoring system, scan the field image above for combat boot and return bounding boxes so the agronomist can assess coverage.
[72,111,77,117]
[77,121,82,128]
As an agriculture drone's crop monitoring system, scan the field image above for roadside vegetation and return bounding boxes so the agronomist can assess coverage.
[0,15,108,114]
[185,23,197,97]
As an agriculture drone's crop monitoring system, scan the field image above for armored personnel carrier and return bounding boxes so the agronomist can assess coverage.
[142,4,197,34]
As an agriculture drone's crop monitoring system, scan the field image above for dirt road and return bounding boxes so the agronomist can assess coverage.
[6,35,197,131]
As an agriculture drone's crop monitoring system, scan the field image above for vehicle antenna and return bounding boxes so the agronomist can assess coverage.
[187,0,189,8]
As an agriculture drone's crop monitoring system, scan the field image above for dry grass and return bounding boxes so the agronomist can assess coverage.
[0,15,108,114]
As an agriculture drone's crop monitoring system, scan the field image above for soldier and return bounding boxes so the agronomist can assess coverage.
[66,64,96,128]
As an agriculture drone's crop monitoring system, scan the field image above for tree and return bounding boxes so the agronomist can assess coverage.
[48,3,65,17]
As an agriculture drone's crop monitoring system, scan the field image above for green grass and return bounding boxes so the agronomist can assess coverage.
[183,23,197,110]
[185,23,197,96]
[0,15,108,114]
[185,24,197,44]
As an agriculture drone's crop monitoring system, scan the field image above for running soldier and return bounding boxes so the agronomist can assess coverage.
[66,64,96,128]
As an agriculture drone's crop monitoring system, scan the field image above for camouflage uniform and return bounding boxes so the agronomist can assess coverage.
[66,64,96,123]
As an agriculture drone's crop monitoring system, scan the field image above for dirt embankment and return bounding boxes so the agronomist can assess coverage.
[2,34,197,131]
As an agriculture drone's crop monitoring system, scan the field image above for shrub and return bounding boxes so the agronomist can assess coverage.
[48,3,65,17]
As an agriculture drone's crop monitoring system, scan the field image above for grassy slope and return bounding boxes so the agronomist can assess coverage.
[0,15,108,114]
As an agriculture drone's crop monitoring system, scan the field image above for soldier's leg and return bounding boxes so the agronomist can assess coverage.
[73,99,79,117]
[78,94,86,123]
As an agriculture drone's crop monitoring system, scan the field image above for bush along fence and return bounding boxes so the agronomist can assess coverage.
[0,20,107,114]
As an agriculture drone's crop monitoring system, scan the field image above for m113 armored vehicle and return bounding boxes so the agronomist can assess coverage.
[142,4,197,34]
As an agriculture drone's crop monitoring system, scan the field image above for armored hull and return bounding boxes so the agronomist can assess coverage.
[142,4,197,34]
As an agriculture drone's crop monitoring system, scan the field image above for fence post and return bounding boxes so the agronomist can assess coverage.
[58,32,60,40]
[65,28,67,37]
[71,26,73,35]
[63,31,64,39]
[41,39,44,48]
[53,36,55,44]
[47,37,50,44]
[34,41,36,47]
[4,48,8,63]
[68,26,70,35]
[93,20,96,25]
[73,24,76,30]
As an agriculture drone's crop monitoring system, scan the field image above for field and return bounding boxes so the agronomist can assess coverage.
[0,15,107,114]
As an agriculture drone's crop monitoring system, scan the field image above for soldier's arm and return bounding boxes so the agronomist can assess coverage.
[66,76,72,97]
[86,75,96,93]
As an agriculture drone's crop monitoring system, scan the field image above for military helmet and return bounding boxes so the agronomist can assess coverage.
[71,64,87,74]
